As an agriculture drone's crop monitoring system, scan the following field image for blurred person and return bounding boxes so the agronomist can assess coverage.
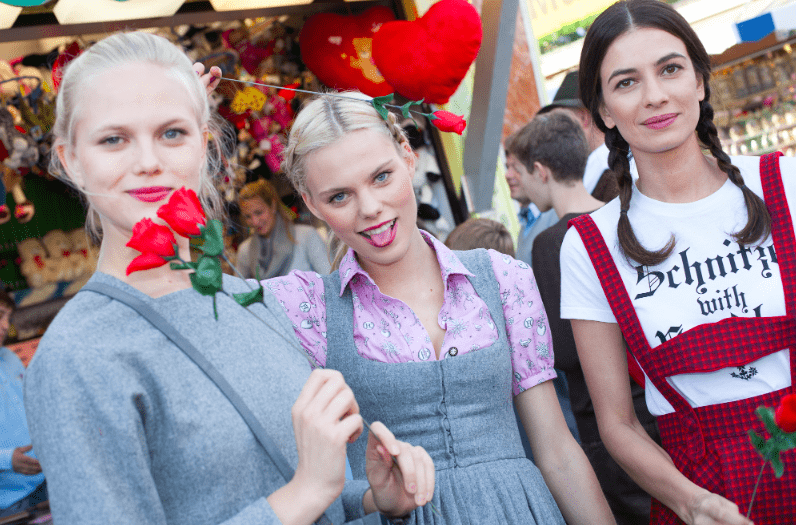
[444,217,515,256]
[0,288,47,518]
[237,178,331,279]
[517,111,658,525]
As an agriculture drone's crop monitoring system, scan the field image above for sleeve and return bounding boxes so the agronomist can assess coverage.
[304,228,332,275]
[488,250,557,395]
[0,350,25,471]
[24,345,286,525]
[0,449,11,472]
[559,226,616,323]
[342,479,371,522]
[262,270,329,368]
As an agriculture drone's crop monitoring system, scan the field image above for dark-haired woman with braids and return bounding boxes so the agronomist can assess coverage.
[560,1,796,524]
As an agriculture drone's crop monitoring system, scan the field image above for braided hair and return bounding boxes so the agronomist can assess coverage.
[579,0,771,267]
[281,92,411,269]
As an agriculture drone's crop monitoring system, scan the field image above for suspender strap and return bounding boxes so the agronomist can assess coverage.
[81,282,333,524]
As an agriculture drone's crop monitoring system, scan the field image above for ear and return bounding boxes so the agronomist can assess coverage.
[301,190,322,220]
[401,141,416,172]
[56,143,84,189]
[696,73,705,102]
[533,161,550,183]
[598,102,615,130]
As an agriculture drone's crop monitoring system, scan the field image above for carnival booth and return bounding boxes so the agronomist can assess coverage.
[0,0,483,362]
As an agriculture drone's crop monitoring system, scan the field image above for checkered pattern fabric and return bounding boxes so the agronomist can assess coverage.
[568,153,796,524]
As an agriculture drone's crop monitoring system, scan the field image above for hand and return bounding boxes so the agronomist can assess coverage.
[290,370,363,511]
[365,421,435,518]
[686,490,754,525]
[12,445,42,475]
[193,62,221,95]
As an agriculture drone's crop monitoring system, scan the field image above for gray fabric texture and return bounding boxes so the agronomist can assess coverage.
[238,219,331,279]
[24,271,368,525]
[515,209,558,265]
[323,249,565,524]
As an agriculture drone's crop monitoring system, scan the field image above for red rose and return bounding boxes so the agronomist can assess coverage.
[431,111,467,135]
[127,252,171,275]
[775,394,796,432]
[126,219,177,257]
[157,188,206,238]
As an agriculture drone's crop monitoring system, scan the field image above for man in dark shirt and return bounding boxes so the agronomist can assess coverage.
[507,111,658,525]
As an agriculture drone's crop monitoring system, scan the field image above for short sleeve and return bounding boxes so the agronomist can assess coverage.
[488,250,557,395]
[263,270,329,368]
[559,225,616,323]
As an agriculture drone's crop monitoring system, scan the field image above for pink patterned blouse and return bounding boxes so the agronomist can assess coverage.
[265,232,555,395]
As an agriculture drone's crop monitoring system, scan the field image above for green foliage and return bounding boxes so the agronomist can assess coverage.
[371,94,394,121]
[189,256,223,297]
[233,285,264,308]
[199,220,225,257]
[748,406,796,478]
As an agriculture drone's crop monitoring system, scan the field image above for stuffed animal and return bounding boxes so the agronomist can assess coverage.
[68,228,98,277]
[41,229,75,282]
[0,107,37,223]
[17,238,52,289]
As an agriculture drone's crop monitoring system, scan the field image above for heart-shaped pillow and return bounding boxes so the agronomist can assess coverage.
[372,0,482,104]
[300,6,395,97]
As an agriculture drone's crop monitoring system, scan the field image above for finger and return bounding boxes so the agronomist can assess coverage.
[393,442,418,498]
[310,370,351,416]
[419,446,435,505]
[326,384,360,423]
[19,445,33,453]
[338,412,364,445]
[209,66,222,82]
[410,446,427,506]
[294,369,337,413]
[367,421,400,456]
[193,62,205,76]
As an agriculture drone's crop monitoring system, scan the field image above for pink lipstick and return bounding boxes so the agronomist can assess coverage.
[128,186,172,203]
[643,113,677,130]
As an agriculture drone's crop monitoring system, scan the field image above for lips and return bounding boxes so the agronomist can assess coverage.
[643,113,677,130]
[128,186,172,203]
[360,219,397,248]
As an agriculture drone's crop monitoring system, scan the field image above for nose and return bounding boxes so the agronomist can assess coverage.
[134,140,163,176]
[357,188,383,219]
[643,77,669,108]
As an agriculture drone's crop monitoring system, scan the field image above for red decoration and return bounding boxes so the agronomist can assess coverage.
[300,6,395,97]
[156,188,206,238]
[52,42,82,92]
[776,394,796,432]
[125,219,177,275]
[430,111,466,135]
[372,0,482,104]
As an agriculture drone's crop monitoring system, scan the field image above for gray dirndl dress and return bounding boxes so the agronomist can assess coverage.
[322,249,565,524]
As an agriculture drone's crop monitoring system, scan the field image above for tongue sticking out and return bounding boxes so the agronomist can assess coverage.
[367,221,396,247]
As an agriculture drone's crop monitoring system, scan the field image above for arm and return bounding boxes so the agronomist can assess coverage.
[571,319,752,525]
[514,381,615,525]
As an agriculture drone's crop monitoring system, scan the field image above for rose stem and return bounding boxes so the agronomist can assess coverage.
[746,458,767,518]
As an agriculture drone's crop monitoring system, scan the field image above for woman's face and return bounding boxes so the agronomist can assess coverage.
[59,61,206,240]
[302,128,416,269]
[240,196,277,237]
[598,27,704,157]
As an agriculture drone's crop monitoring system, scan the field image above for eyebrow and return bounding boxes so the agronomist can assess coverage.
[606,52,687,84]
[319,159,393,197]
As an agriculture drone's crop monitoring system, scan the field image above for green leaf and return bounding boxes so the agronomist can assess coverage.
[233,285,264,307]
[399,99,424,119]
[170,262,193,271]
[189,255,223,296]
[370,93,394,121]
[770,452,785,478]
[199,219,225,257]
[749,429,766,454]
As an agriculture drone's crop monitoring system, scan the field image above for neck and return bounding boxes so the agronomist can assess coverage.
[632,136,726,203]
[96,226,194,298]
[587,127,605,154]
[550,180,604,218]
[358,228,439,291]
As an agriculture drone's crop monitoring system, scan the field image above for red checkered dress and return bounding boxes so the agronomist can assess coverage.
[569,153,796,524]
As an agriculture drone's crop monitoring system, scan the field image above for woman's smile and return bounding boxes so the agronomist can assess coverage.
[127,186,173,203]
[360,219,397,247]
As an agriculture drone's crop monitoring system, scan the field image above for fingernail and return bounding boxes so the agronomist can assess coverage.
[416,494,423,505]
[376,445,385,455]
[408,483,416,493]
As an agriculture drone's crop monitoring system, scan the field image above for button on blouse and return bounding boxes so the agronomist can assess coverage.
[265,231,556,395]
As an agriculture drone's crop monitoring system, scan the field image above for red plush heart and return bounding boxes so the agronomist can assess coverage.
[372,0,482,104]
[300,6,395,97]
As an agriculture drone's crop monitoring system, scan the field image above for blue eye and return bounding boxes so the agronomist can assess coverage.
[375,171,390,183]
[164,128,185,139]
[101,136,121,145]
[329,192,346,204]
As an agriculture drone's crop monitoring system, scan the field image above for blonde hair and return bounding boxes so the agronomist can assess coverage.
[49,31,234,243]
[281,92,410,269]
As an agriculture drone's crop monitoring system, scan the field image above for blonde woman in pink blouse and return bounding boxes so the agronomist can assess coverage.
[264,94,614,525]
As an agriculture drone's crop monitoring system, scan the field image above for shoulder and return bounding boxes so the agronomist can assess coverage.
[293,223,322,239]
[532,214,573,250]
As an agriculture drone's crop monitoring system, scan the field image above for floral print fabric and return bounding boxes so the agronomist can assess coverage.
[266,232,555,395]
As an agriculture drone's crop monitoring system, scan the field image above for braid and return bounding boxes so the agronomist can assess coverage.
[696,100,772,246]
[385,111,409,149]
[608,127,675,266]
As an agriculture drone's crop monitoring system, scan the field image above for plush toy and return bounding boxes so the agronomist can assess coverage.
[17,238,51,289]
[0,107,38,223]
[41,229,75,282]
[68,228,98,278]
[300,6,395,96]
[372,0,482,104]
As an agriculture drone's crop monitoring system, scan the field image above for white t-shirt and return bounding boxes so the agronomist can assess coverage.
[560,155,794,416]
